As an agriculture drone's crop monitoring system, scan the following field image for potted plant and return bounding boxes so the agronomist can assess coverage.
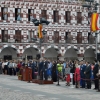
[18,70,22,80]
[18,75,22,80]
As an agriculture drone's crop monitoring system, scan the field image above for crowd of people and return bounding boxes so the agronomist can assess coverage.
[0,58,100,90]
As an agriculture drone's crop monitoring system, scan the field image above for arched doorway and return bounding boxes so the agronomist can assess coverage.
[64,48,78,60]
[84,48,95,62]
[0,47,17,60]
[23,47,39,60]
[44,47,58,60]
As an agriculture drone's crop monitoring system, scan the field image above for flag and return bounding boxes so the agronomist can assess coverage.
[91,13,99,32]
[38,24,43,38]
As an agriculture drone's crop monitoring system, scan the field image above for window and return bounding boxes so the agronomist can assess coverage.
[28,31,34,42]
[77,32,82,43]
[54,31,59,43]
[15,30,21,43]
[15,8,21,21]
[41,10,47,19]
[28,9,34,21]
[88,12,92,24]
[2,30,8,42]
[53,11,59,23]
[65,32,72,43]
[1,7,8,20]
[65,11,70,23]
[88,32,95,44]
[77,12,82,24]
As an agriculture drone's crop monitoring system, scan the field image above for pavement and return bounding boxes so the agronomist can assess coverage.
[0,75,100,100]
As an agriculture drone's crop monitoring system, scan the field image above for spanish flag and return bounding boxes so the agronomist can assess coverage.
[38,24,43,38]
[91,13,99,32]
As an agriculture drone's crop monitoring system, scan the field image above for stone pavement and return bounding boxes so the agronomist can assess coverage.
[0,75,100,100]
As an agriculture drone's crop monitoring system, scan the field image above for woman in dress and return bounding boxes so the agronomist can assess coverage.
[65,62,70,86]
[74,62,80,88]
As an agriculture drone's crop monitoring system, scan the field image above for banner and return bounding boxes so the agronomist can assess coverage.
[91,13,99,32]
[38,24,43,38]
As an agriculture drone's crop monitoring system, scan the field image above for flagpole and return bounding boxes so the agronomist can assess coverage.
[95,33,98,59]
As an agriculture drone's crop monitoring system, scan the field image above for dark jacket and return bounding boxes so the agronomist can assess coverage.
[80,64,86,78]
[93,63,99,78]
[85,64,91,79]
[39,61,44,75]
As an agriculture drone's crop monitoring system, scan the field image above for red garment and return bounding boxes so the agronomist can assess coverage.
[74,68,80,82]
[17,63,21,69]
[66,74,70,82]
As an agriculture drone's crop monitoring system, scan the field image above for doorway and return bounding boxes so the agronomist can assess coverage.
[4,55,12,60]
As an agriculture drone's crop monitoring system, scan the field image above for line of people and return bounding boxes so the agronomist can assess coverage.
[0,58,100,91]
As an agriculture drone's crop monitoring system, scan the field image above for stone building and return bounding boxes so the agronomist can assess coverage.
[0,0,99,61]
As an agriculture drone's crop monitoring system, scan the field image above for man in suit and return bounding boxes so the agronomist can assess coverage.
[84,62,91,89]
[29,60,36,79]
[93,60,99,90]
[80,60,86,88]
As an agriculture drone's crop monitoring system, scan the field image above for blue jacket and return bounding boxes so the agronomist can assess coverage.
[80,64,86,78]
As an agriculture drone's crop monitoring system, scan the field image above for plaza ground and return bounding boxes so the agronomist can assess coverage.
[0,75,100,100]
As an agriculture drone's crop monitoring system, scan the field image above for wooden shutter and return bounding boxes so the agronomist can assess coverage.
[77,12,82,24]
[2,30,8,42]
[54,31,59,43]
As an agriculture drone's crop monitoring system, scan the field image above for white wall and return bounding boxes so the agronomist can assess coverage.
[44,48,58,58]
[64,48,77,58]
[84,49,95,57]
[23,47,38,58]
[0,47,17,59]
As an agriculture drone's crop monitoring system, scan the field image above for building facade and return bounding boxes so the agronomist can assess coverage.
[0,0,99,61]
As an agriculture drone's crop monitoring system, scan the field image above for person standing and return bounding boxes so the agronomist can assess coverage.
[80,60,86,88]
[93,60,99,90]
[51,61,57,82]
[13,60,17,75]
[38,58,44,80]
[71,61,76,85]
[16,60,21,75]
[30,60,35,79]
[43,59,49,80]
[84,62,91,89]
[74,63,80,88]
[65,62,70,86]
[0,60,2,74]
[8,60,13,75]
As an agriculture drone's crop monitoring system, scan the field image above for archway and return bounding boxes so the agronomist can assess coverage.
[84,48,95,62]
[0,47,17,60]
[64,48,78,60]
[44,47,58,60]
[23,47,39,60]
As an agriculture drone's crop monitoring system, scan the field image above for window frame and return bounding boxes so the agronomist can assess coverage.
[77,12,82,24]
[65,11,70,23]
[2,30,8,42]
[53,10,59,23]
[1,7,8,20]
[15,8,22,21]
